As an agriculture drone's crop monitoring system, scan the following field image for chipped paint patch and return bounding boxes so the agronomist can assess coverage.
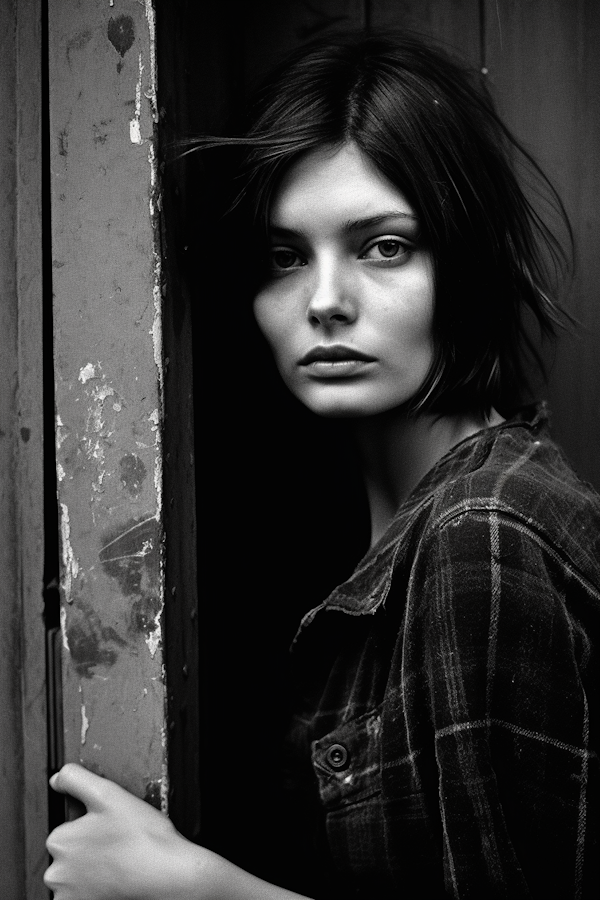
[145,607,162,658]
[60,502,79,603]
[80,369,117,504]
[160,732,169,812]
[61,605,70,653]
[154,454,162,524]
[79,362,97,383]
[56,413,70,450]
[57,463,66,481]
[129,52,143,144]
[143,0,158,123]
[81,703,90,745]
[151,283,162,379]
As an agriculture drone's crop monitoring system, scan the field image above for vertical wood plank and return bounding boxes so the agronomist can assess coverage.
[48,0,168,803]
[240,0,365,91]
[17,0,48,894]
[370,0,481,65]
[0,0,26,893]
[484,0,600,488]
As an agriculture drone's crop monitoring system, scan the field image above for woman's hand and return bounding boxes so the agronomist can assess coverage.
[44,763,213,900]
[45,763,312,900]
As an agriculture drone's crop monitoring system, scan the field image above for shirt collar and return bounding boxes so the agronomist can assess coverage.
[293,403,550,638]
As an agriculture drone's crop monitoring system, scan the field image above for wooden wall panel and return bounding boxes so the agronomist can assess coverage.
[0,0,26,892]
[238,0,480,98]
[16,0,48,893]
[0,0,46,896]
[370,0,481,64]
[48,0,168,805]
[485,0,600,488]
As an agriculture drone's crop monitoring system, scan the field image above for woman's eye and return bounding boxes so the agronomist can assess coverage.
[361,238,410,262]
[270,249,304,270]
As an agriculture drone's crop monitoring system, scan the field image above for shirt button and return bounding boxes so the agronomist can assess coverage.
[326,743,349,769]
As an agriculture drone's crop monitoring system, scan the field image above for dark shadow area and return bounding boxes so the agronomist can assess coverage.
[156,0,371,886]
[42,0,65,838]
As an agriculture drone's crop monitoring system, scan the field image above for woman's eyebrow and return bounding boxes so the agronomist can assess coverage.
[343,212,418,233]
[268,212,418,239]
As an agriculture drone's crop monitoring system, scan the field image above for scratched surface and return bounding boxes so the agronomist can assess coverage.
[48,0,167,804]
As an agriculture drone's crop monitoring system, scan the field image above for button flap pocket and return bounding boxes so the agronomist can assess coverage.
[311,707,382,809]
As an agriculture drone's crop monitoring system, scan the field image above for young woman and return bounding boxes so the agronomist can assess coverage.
[45,34,600,900]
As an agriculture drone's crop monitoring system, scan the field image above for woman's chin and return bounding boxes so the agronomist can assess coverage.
[300,395,408,420]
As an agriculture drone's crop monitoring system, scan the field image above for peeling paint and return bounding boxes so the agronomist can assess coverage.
[80,371,117,504]
[143,0,159,124]
[154,454,162,513]
[151,283,162,380]
[60,502,79,603]
[61,605,70,653]
[52,0,168,809]
[160,729,169,812]
[56,413,70,449]
[129,52,144,144]
[79,362,97,383]
[145,608,161,658]
[81,704,90,745]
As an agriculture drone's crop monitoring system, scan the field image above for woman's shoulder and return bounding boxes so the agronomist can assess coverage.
[419,403,600,590]
[431,403,600,523]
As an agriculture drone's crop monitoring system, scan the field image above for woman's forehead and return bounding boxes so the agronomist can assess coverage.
[268,142,417,233]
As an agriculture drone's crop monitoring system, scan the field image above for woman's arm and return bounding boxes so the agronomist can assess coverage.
[45,763,312,900]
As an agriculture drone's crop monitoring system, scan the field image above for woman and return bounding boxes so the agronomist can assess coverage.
[45,34,600,899]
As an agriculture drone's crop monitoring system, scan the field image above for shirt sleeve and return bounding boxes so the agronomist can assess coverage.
[404,508,597,899]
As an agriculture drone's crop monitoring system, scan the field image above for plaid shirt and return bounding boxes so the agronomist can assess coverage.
[283,405,600,899]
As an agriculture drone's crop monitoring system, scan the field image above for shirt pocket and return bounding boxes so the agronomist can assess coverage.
[311,707,382,810]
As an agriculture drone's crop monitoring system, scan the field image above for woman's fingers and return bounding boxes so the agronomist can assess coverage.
[49,762,121,813]
[44,768,217,900]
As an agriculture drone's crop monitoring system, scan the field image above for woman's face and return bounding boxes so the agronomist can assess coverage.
[253,142,435,418]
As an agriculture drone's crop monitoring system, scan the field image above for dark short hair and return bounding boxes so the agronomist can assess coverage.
[193,33,572,416]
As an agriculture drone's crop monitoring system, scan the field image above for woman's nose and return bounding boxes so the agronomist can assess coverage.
[306,260,358,327]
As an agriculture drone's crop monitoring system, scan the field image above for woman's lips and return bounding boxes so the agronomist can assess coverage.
[298,345,376,377]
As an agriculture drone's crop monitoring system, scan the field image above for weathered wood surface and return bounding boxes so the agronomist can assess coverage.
[16,0,48,892]
[484,0,600,487]
[0,0,47,896]
[48,0,168,805]
[0,0,27,891]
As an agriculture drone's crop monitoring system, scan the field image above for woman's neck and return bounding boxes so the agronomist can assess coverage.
[351,407,503,548]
